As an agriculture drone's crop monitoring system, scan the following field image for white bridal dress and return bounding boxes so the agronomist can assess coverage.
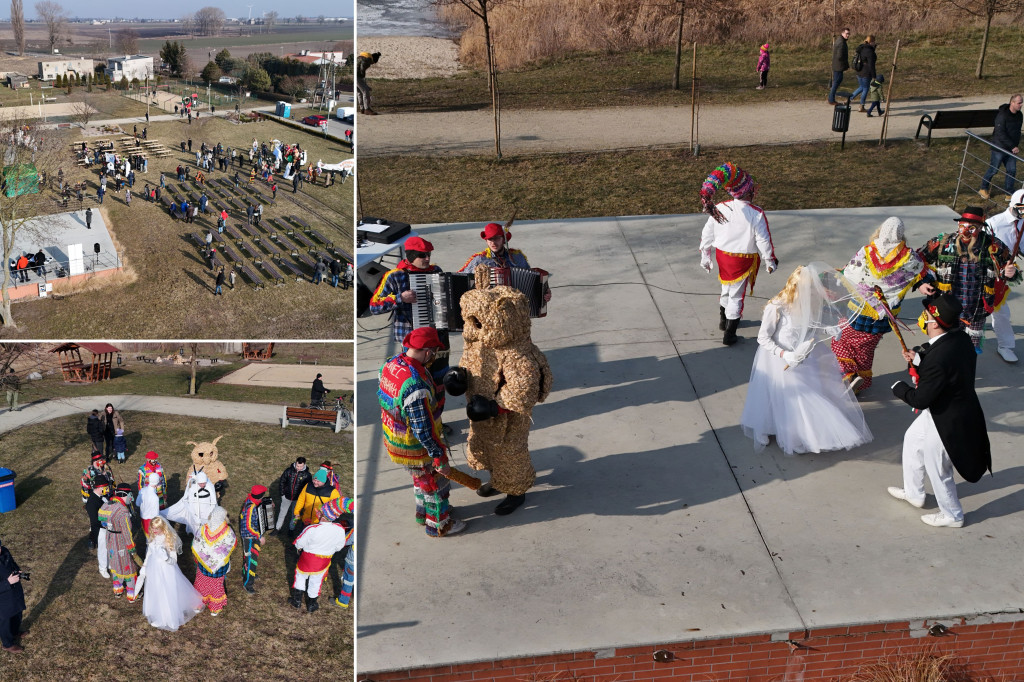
[741,299,873,455]
[141,536,204,631]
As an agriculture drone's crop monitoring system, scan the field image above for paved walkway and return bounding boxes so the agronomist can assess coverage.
[356,206,1024,674]
[358,94,1012,156]
[0,395,282,433]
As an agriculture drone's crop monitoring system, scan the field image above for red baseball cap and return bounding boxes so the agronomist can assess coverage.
[480,222,509,241]
[405,236,433,253]
[145,451,159,460]
[403,326,444,350]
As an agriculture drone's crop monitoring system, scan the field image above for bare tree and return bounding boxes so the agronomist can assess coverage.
[193,6,227,36]
[70,98,94,127]
[34,0,67,54]
[114,28,139,55]
[10,0,25,55]
[432,0,512,158]
[0,116,66,328]
[940,0,1024,78]
[188,342,198,394]
[265,10,278,32]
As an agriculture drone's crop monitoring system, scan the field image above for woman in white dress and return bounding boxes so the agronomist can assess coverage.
[140,516,205,631]
[741,263,873,455]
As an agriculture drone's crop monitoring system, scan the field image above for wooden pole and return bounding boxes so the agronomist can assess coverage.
[491,41,502,159]
[672,1,685,90]
[879,39,900,146]
[690,42,698,153]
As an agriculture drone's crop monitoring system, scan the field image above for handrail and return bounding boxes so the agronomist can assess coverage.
[952,131,1023,211]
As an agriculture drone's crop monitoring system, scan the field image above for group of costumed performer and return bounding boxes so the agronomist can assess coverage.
[136,450,167,510]
[190,506,237,616]
[289,498,350,613]
[699,162,778,346]
[918,206,1020,353]
[831,217,934,392]
[98,483,141,600]
[741,263,874,455]
[239,485,273,594]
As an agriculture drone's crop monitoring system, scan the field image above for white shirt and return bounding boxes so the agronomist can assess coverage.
[699,199,775,258]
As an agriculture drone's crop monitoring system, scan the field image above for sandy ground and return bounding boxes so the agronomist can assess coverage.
[356,36,461,79]
[216,363,353,390]
[0,102,98,119]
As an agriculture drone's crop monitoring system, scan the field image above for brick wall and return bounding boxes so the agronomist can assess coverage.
[358,614,1024,681]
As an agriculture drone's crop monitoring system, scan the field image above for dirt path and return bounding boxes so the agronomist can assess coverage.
[358,94,1011,156]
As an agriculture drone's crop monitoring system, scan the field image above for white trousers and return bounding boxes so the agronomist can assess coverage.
[293,568,328,598]
[719,278,749,320]
[902,409,963,522]
[991,300,1015,351]
[97,528,109,576]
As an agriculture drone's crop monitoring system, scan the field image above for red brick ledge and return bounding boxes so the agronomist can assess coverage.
[358,612,1024,681]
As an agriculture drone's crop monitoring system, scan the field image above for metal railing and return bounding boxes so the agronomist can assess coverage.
[953,131,1023,212]
[7,251,124,293]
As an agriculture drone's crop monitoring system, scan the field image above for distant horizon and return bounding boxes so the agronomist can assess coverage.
[2,2,353,22]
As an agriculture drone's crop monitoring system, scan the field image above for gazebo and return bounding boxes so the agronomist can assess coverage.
[51,342,120,383]
[242,342,274,361]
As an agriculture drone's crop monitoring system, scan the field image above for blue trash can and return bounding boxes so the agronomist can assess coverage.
[0,467,14,513]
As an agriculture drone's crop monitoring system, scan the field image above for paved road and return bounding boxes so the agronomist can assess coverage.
[358,94,1012,157]
[0,395,282,434]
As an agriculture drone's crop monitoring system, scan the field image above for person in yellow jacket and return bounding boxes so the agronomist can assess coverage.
[290,467,340,533]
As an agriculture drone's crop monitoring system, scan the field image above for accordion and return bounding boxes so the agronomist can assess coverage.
[408,272,475,332]
[488,266,549,319]
[256,498,275,535]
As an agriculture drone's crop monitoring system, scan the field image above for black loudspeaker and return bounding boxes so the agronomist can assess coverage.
[93,243,101,254]
[356,261,389,318]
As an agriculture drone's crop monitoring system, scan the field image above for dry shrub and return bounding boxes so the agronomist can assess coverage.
[50,263,138,297]
[439,0,1022,71]
[845,649,990,682]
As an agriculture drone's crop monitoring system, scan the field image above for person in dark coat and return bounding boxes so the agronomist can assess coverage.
[87,409,104,453]
[215,268,225,295]
[887,293,992,528]
[828,27,851,105]
[849,35,877,112]
[99,403,125,458]
[979,94,1023,201]
[0,536,27,653]
[329,258,342,288]
[85,206,92,229]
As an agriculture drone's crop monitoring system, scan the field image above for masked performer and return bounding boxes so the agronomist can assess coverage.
[918,206,1020,353]
[191,506,237,616]
[239,486,271,594]
[81,452,115,550]
[289,510,350,613]
[163,471,217,536]
[985,190,1024,362]
[136,473,161,535]
[698,162,779,345]
[137,451,167,509]
[831,217,934,392]
[98,483,140,601]
[741,263,873,455]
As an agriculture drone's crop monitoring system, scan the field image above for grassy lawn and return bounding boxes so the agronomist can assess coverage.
[16,342,353,408]
[0,412,352,680]
[360,137,969,224]
[371,27,1024,112]
[2,115,354,338]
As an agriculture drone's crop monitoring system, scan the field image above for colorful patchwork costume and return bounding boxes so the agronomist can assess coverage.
[319,497,356,609]
[191,509,237,615]
[831,217,930,391]
[98,485,139,601]
[136,451,167,509]
[239,486,271,594]
[379,333,456,537]
[290,515,350,613]
[918,207,1021,351]
[698,162,778,345]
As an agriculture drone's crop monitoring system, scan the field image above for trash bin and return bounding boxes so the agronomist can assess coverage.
[832,103,851,133]
[0,467,15,513]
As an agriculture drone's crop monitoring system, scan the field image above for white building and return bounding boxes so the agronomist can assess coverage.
[105,55,154,83]
[38,58,95,82]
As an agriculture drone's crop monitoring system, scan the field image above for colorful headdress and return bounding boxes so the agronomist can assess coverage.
[700,162,756,223]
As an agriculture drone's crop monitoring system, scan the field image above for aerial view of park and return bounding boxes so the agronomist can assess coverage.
[0,5,354,338]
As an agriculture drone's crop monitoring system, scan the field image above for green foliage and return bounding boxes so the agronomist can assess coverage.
[214,48,232,70]
[130,77,139,88]
[117,75,129,90]
[200,60,221,84]
[160,40,188,77]
[241,64,271,92]
[246,51,318,78]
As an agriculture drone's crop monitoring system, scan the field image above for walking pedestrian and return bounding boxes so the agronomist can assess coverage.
[756,43,770,90]
[828,27,851,105]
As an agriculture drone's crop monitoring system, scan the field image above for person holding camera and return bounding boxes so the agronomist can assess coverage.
[0,536,27,653]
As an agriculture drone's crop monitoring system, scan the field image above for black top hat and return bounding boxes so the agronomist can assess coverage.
[955,206,987,224]
[923,293,963,329]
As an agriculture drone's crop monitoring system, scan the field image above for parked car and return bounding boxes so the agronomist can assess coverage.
[301,114,327,127]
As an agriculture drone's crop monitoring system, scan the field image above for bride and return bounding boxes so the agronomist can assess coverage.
[741,263,873,455]
[140,516,205,631]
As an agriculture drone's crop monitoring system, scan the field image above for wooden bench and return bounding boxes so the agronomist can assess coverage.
[240,223,262,242]
[274,255,305,281]
[289,215,310,229]
[220,242,242,263]
[308,229,333,249]
[224,224,245,245]
[260,238,283,258]
[239,241,262,263]
[292,230,316,250]
[258,258,285,285]
[297,354,319,365]
[281,406,345,433]
[916,109,999,146]
[237,262,263,290]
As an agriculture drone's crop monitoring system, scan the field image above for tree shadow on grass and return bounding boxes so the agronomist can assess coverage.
[24,536,90,629]
[183,269,215,294]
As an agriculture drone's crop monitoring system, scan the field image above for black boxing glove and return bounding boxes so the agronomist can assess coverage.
[442,366,469,396]
[466,395,500,422]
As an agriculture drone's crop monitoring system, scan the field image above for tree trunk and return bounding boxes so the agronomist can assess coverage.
[975,9,992,79]
[491,42,501,159]
[482,3,494,99]
[672,2,685,90]
[189,343,198,394]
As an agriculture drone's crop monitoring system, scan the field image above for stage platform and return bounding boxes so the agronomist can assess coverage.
[355,205,1024,676]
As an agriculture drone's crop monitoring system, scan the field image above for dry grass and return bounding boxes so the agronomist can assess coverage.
[359,137,967,225]
[844,648,989,682]
[0,115,354,338]
[0,412,353,680]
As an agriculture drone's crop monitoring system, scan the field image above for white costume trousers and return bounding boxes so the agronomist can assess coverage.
[902,409,963,522]
[293,568,327,598]
[991,301,1015,351]
[719,279,749,320]
[97,527,109,576]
